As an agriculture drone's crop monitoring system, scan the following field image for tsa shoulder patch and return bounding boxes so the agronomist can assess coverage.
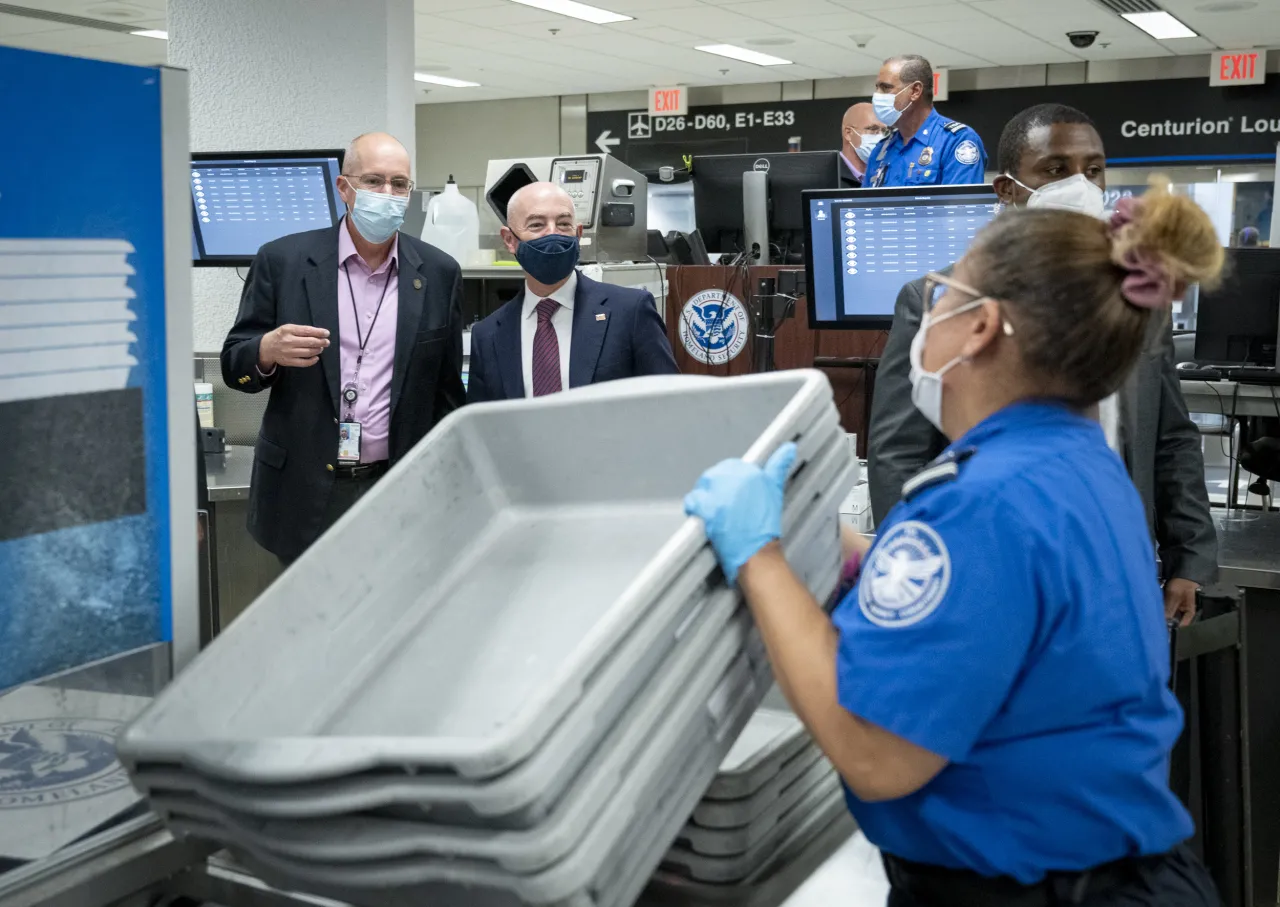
[859,520,952,628]
[954,140,980,166]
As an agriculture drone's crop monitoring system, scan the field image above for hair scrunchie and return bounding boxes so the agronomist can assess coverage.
[1109,196,1175,310]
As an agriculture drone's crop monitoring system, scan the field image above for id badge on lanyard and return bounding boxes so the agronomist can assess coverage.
[338,420,361,464]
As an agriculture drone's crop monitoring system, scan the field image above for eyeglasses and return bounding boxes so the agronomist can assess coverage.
[922,271,1016,335]
[343,173,415,195]
[923,271,987,312]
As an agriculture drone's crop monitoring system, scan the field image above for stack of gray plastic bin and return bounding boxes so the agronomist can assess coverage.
[118,371,855,907]
[643,691,852,905]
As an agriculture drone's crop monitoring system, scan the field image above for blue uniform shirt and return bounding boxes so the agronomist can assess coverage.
[834,402,1191,883]
[867,107,987,188]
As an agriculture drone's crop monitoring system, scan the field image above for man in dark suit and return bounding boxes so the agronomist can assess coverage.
[838,102,887,188]
[466,182,677,402]
[867,104,1216,626]
[222,132,464,564]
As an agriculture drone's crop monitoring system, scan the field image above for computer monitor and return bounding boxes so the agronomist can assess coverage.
[191,150,346,266]
[1194,248,1280,368]
[803,185,1000,330]
[692,152,841,263]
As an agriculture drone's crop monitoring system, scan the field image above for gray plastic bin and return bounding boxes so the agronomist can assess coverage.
[661,774,847,884]
[691,743,823,829]
[146,493,844,875]
[704,707,812,801]
[164,640,784,907]
[121,371,839,784]
[130,423,849,836]
[676,757,835,856]
[642,808,856,905]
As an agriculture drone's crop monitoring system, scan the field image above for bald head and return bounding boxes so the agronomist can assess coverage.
[344,132,410,176]
[506,182,576,232]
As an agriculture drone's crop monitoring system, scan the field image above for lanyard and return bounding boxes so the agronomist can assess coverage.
[341,260,395,420]
[344,260,395,361]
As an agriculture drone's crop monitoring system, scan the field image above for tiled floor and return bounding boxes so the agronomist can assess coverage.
[782,831,891,907]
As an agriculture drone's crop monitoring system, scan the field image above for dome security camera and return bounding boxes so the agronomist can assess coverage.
[1068,30,1100,48]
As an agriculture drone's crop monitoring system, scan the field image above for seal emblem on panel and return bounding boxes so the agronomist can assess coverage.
[0,718,130,808]
[679,290,749,365]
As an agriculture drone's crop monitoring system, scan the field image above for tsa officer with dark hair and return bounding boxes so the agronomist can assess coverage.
[867,54,987,188]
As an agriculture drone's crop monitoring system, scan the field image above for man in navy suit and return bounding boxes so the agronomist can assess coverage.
[466,182,677,402]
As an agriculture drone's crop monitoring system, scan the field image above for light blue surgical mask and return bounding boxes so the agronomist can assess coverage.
[871,85,913,128]
[855,132,885,163]
[348,188,408,244]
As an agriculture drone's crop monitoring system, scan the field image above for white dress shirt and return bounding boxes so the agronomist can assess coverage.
[1098,392,1121,453]
[521,270,576,398]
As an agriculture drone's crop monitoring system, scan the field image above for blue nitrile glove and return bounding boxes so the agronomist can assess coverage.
[683,443,798,584]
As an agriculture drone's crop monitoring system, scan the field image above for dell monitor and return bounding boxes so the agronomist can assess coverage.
[692,152,841,263]
[1194,247,1280,368]
[191,149,346,266]
[804,185,1000,329]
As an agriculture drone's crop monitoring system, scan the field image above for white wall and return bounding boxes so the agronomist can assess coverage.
[170,0,415,352]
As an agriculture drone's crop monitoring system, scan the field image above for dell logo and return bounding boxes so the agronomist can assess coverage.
[753,158,771,172]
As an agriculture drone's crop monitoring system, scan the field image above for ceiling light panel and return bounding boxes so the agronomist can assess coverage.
[506,0,633,24]
[695,43,793,65]
[1121,10,1198,38]
[415,72,481,87]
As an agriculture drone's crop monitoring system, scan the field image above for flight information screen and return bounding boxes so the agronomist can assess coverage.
[806,187,999,328]
[191,153,345,264]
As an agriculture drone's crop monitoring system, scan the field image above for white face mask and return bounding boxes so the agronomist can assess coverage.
[1008,173,1105,219]
[855,132,884,163]
[908,299,986,433]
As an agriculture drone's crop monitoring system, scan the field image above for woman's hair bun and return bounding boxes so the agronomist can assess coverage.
[1109,177,1224,309]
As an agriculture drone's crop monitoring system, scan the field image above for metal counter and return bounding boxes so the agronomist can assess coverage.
[203,446,280,633]
[1212,510,1280,907]
[1216,511,1280,591]
[1181,380,1280,420]
[205,444,253,502]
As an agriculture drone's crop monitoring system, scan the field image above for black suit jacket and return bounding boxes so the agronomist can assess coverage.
[865,270,1218,585]
[221,224,465,560]
[838,154,864,189]
[466,272,678,402]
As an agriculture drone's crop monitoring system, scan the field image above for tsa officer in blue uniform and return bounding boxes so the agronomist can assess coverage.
[683,186,1225,905]
[867,54,987,188]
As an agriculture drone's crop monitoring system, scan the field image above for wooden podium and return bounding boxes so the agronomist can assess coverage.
[665,265,888,456]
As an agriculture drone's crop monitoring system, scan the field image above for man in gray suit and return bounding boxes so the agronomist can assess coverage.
[867,104,1216,626]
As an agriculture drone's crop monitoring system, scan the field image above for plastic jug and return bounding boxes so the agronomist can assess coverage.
[421,176,480,266]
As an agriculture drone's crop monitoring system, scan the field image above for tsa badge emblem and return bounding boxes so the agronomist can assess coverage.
[954,140,980,166]
[0,718,130,808]
[859,520,951,628]
[918,146,934,166]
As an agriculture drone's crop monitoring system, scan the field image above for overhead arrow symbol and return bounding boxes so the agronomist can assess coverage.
[595,130,621,155]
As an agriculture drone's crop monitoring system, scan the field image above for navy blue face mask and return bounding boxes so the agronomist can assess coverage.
[515,232,580,285]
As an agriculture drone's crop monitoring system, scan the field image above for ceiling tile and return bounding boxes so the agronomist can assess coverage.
[721,0,851,18]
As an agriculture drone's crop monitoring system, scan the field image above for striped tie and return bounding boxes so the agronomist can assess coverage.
[531,298,562,397]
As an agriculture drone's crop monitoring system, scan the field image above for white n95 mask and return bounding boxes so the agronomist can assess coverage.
[908,299,986,433]
[1009,173,1106,219]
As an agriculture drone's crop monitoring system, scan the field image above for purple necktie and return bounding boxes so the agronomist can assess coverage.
[531,298,562,397]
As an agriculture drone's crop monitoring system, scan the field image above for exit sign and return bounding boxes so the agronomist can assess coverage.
[649,86,688,116]
[933,68,949,102]
[1210,50,1266,86]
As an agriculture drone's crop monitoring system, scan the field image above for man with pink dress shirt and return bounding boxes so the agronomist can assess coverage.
[222,132,465,564]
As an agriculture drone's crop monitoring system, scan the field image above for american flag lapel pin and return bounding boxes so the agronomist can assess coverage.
[596,313,607,321]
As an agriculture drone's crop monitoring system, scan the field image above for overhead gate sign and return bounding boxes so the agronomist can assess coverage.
[591,76,1280,171]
